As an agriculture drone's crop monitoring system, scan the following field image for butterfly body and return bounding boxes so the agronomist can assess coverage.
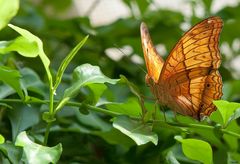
[141,17,223,120]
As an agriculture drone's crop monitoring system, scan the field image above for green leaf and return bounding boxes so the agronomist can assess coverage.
[0,142,23,163]
[0,0,19,30]
[87,83,107,105]
[0,37,38,57]
[227,152,240,163]
[15,131,62,164]
[75,110,111,131]
[0,134,5,144]
[55,64,119,112]
[113,116,158,145]
[105,98,142,117]
[20,68,46,97]
[54,35,88,90]
[0,66,24,99]
[8,24,52,81]
[213,100,240,127]
[8,105,40,140]
[175,136,213,164]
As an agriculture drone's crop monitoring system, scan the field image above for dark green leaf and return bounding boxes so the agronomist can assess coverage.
[0,66,24,99]
[8,105,39,140]
[0,142,23,163]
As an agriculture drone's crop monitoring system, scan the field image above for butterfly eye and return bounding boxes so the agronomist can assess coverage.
[206,83,211,88]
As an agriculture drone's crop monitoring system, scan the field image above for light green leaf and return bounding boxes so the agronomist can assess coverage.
[105,98,142,117]
[0,66,24,99]
[8,24,52,81]
[175,136,213,164]
[54,35,88,90]
[113,116,158,145]
[15,131,62,164]
[0,0,19,30]
[56,64,119,112]
[0,134,5,144]
[213,100,240,127]
[87,83,107,105]
[0,37,38,57]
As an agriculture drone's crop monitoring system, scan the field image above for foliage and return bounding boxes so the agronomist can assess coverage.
[0,0,240,163]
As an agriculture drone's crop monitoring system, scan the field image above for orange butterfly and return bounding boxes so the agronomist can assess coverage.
[141,16,223,120]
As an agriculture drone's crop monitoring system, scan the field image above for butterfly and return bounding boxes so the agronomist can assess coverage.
[140,16,223,120]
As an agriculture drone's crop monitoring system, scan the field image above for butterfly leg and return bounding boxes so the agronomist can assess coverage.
[158,104,167,122]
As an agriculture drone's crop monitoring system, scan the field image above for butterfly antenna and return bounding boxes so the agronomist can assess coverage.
[113,44,147,74]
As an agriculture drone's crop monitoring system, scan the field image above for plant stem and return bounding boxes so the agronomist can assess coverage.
[43,122,52,145]
[1,98,240,139]
[49,83,54,114]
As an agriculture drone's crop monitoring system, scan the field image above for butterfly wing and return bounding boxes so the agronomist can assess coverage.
[140,22,164,84]
[159,16,223,119]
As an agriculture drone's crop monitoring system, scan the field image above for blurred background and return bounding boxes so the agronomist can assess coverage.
[1,0,240,163]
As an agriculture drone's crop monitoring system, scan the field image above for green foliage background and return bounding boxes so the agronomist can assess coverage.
[0,0,240,163]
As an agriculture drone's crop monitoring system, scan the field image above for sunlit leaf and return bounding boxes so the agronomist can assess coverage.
[175,136,213,164]
[8,24,51,80]
[0,0,19,30]
[15,131,62,164]
[0,37,38,57]
[213,100,240,127]
[113,116,158,145]
[0,134,5,144]
[86,83,107,105]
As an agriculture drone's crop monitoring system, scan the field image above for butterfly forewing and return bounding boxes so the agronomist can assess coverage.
[159,17,223,81]
[140,22,164,84]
